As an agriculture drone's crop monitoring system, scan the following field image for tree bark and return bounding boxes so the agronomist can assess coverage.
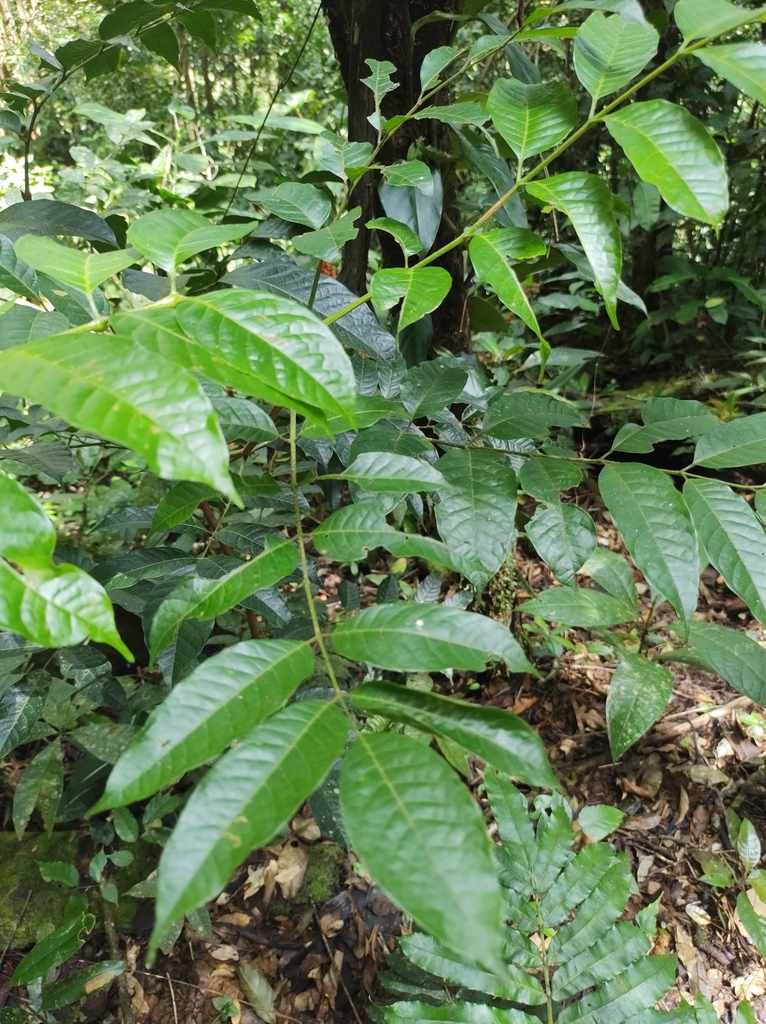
[321,0,469,353]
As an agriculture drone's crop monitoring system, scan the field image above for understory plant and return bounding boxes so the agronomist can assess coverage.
[377,772,723,1024]
[2,0,766,1014]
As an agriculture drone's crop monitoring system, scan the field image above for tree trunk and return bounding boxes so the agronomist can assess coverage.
[321,0,469,353]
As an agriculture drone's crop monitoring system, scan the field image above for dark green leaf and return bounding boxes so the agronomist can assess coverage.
[11,897,93,985]
[94,640,314,810]
[684,477,766,624]
[150,482,216,537]
[351,680,556,787]
[520,587,636,627]
[255,183,331,229]
[333,604,534,673]
[151,701,347,956]
[149,538,298,658]
[519,459,582,503]
[661,620,766,704]
[606,653,674,758]
[400,362,468,419]
[340,732,505,973]
[0,201,116,245]
[526,502,597,586]
[41,960,126,1011]
[483,390,587,439]
[599,463,699,627]
[142,21,179,68]
[336,452,448,492]
[292,207,361,264]
[13,739,63,835]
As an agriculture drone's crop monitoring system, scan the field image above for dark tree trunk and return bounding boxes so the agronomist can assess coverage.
[321,0,469,353]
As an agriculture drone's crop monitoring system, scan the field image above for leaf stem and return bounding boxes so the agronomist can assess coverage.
[288,409,345,705]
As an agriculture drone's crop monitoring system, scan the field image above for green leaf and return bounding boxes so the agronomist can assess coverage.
[173,290,356,430]
[127,209,250,273]
[558,954,677,1024]
[254,182,332,229]
[661,620,766,704]
[420,46,459,91]
[0,682,41,758]
[434,450,518,593]
[684,478,766,625]
[411,101,489,126]
[599,463,699,627]
[150,482,217,537]
[0,332,236,499]
[0,560,129,656]
[469,232,543,339]
[526,502,597,586]
[312,500,467,575]
[611,397,719,453]
[399,934,544,1005]
[149,538,298,659]
[332,604,534,673]
[371,267,452,331]
[519,459,582,503]
[483,390,587,439]
[351,680,557,788]
[580,547,638,608]
[340,732,504,973]
[606,653,674,758]
[14,235,139,293]
[142,21,179,68]
[336,452,449,493]
[382,1002,537,1024]
[211,396,278,445]
[95,639,313,810]
[0,233,39,298]
[38,861,79,888]
[384,161,434,193]
[736,891,766,958]
[292,207,360,264]
[400,362,468,419]
[604,100,729,228]
[578,804,625,841]
[362,58,399,106]
[633,181,661,230]
[368,217,424,258]
[0,303,67,346]
[0,200,117,245]
[520,587,636,627]
[11,897,93,985]
[697,43,766,106]
[526,173,622,328]
[40,960,126,1012]
[573,12,658,99]
[692,412,766,470]
[12,738,63,836]
[151,701,346,956]
[487,80,577,165]
[674,0,766,42]
[738,819,761,872]
[0,468,56,567]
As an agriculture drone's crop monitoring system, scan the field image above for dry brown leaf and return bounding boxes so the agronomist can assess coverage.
[733,969,766,1000]
[217,911,253,927]
[677,786,690,825]
[637,855,655,887]
[243,864,266,900]
[207,944,240,961]
[685,904,713,927]
[126,975,151,1020]
[275,841,309,899]
[674,922,697,974]
[685,765,729,786]
[292,815,322,842]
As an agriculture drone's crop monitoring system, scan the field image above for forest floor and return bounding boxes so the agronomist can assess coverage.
[2,508,766,1024]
